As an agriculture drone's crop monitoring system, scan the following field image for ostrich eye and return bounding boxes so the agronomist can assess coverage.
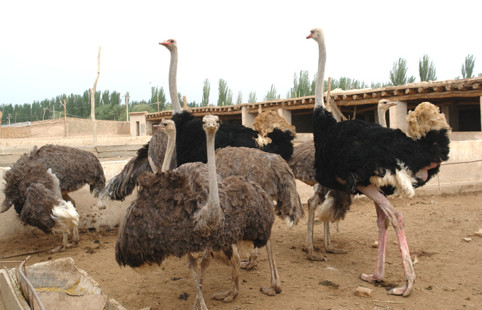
[170,39,174,43]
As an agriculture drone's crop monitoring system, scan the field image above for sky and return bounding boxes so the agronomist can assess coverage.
[1,0,481,107]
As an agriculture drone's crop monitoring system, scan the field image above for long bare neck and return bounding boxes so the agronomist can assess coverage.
[206,129,220,209]
[161,128,176,172]
[168,47,182,114]
[378,107,388,127]
[314,35,326,109]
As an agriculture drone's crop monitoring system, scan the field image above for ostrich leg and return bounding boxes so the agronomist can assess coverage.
[305,190,326,261]
[211,245,240,302]
[260,239,282,295]
[357,184,415,297]
[187,253,208,310]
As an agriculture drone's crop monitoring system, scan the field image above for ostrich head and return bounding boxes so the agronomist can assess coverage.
[378,99,398,113]
[202,114,220,133]
[306,28,324,41]
[159,39,177,51]
[159,119,176,133]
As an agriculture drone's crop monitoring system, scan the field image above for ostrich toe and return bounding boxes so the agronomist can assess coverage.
[260,285,282,296]
[212,289,238,303]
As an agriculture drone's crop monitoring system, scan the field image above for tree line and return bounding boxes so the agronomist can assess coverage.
[1,54,479,125]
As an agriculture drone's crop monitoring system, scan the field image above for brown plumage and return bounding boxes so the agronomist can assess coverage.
[215,146,303,226]
[98,128,177,203]
[1,144,103,252]
[115,115,280,309]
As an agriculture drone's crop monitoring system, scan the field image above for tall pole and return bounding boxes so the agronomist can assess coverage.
[125,92,130,121]
[91,46,101,145]
[60,99,67,137]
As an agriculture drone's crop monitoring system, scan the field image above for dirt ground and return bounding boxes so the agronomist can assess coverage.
[1,191,481,310]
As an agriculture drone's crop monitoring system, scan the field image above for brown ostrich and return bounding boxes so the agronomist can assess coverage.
[1,144,105,252]
[116,115,280,309]
[158,117,302,269]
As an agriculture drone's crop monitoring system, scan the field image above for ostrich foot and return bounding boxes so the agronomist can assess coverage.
[303,247,327,261]
[240,260,256,270]
[325,245,346,254]
[388,280,413,297]
[360,273,383,283]
[260,285,282,296]
[212,289,238,303]
[49,245,66,254]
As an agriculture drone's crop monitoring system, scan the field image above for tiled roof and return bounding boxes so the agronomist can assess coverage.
[146,77,482,121]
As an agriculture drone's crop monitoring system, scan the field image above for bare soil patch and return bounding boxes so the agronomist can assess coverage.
[1,192,481,310]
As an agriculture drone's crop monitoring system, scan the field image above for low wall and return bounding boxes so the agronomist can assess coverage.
[0,118,130,139]
[0,138,481,241]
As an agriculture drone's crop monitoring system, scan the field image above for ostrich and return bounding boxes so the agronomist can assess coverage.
[160,115,303,269]
[290,99,397,260]
[160,38,294,166]
[308,28,450,296]
[116,115,281,309]
[1,144,106,252]
[99,38,294,202]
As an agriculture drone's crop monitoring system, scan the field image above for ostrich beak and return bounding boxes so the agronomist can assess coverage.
[306,33,313,39]
[159,41,170,46]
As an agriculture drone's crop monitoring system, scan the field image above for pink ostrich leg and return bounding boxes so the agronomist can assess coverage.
[357,184,415,297]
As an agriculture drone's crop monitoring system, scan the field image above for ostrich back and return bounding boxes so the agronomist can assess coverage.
[172,110,295,165]
[289,140,316,186]
[115,166,274,268]
[26,145,105,194]
[313,107,450,194]
[215,146,303,225]
[2,159,60,233]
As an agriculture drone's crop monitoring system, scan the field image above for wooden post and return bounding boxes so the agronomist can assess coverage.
[125,92,130,121]
[60,99,67,137]
[183,96,188,110]
[91,46,101,145]
[157,88,160,112]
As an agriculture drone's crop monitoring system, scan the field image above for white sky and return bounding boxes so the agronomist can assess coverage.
[1,0,481,107]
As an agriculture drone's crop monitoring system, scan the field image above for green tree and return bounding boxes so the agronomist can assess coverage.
[389,58,416,86]
[202,79,210,106]
[264,84,279,101]
[289,71,312,98]
[419,54,437,82]
[149,87,166,111]
[236,91,243,105]
[226,89,233,105]
[248,91,257,103]
[217,79,230,106]
[462,54,476,78]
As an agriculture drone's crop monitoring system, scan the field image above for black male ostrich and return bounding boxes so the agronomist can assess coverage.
[1,144,106,252]
[308,28,450,296]
[161,38,294,166]
[290,99,397,260]
[116,115,281,309]
[99,38,293,202]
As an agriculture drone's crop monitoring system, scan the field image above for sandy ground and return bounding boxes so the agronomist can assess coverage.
[1,191,481,310]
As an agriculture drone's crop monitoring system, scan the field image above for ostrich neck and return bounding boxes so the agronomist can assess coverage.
[314,36,326,108]
[169,48,182,114]
[161,129,176,172]
[378,108,388,127]
[206,130,220,209]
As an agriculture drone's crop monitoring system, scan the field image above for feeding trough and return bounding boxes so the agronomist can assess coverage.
[1,257,125,310]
